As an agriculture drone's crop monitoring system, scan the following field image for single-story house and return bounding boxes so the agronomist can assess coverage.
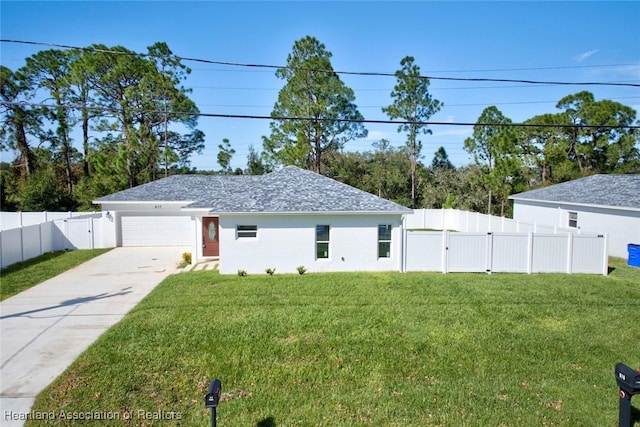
[94,166,412,274]
[509,174,640,258]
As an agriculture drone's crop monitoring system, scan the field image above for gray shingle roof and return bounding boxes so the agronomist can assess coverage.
[94,166,411,214]
[509,174,640,210]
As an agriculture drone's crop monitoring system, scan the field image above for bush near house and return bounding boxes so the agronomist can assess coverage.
[28,261,640,426]
[182,252,192,265]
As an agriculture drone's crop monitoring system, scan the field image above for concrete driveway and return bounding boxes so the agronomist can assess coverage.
[0,247,186,426]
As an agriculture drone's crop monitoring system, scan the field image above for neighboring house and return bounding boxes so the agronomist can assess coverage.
[509,174,640,258]
[94,166,412,274]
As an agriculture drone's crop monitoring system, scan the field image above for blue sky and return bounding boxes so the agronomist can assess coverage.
[1,1,639,171]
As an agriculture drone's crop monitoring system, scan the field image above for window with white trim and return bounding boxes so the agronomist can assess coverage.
[568,212,578,228]
[236,225,257,238]
[378,224,392,258]
[316,225,330,259]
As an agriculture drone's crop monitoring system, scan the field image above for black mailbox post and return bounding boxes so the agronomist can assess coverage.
[205,379,222,427]
[615,363,640,427]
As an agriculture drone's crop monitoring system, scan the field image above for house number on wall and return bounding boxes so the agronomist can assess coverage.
[154,205,162,209]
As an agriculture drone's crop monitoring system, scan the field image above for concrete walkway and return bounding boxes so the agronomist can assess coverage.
[0,247,186,426]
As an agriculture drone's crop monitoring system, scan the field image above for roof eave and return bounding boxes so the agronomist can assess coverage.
[510,196,640,212]
[93,199,195,205]
[201,210,411,215]
[181,207,216,212]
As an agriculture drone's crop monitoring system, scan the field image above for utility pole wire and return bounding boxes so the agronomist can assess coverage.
[196,95,640,109]
[3,100,639,130]
[2,39,639,88]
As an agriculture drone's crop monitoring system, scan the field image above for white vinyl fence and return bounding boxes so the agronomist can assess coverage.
[405,209,581,234]
[404,230,608,275]
[0,211,98,231]
[0,213,115,269]
[1,209,609,275]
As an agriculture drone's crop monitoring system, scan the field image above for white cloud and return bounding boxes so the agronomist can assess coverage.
[573,49,599,62]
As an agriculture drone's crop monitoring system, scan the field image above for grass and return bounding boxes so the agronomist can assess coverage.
[0,248,111,301]
[609,256,640,280]
[28,259,640,426]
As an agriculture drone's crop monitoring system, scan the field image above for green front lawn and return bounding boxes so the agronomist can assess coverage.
[0,249,112,301]
[29,262,639,426]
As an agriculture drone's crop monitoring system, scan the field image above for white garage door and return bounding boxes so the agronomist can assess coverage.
[121,215,191,246]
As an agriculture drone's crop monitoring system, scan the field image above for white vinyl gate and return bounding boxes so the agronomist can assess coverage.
[404,230,607,275]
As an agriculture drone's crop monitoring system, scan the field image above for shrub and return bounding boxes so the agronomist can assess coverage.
[296,265,307,275]
[237,269,247,277]
[265,268,276,276]
[182,252,192,264]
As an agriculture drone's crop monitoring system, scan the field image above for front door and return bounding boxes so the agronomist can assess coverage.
[202,217,219,257]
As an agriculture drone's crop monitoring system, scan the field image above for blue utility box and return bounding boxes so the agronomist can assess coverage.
[628,244,640,268]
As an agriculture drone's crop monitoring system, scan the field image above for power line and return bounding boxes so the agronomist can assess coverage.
[3,100,639,130]
[401,63,640,74]
[191,81,636,93]
[196,95,640,110]
[2,39,639,88]
[5,53,626,75]
[189,83,598,92]
[188,63,640,75]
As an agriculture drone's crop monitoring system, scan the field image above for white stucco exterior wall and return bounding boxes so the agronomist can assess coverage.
[214,213,404,274]
[513,200,640,258]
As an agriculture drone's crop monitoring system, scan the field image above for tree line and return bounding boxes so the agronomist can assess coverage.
[1,36,638,215]
[1,42,203,210]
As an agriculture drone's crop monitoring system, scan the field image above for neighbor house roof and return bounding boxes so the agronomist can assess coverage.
[94,166,412,214]
[509,174,640,211]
